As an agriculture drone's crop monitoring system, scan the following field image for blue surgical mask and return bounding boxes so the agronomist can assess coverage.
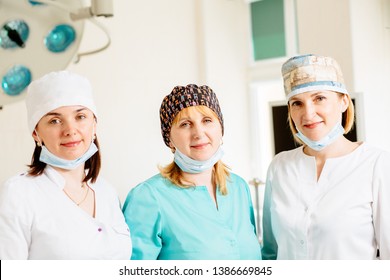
[295,122,345,151]
[174,145,224,174]
[39,143,98,170]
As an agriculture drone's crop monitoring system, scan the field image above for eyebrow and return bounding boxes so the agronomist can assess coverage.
[176,117,191,123]
[43,108,87,117]
[289,91,325,102]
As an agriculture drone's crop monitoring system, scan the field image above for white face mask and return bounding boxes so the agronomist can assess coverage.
[39,143,98,170]
[35,128,98,170]
[295,122,345,151]
[173,145,224,174]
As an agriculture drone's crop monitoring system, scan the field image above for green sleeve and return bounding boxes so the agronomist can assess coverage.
[122,182,162,260]
[261,171,278,260]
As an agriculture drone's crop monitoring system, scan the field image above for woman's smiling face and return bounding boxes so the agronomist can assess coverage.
[288,90,348,141]
[33,105,96,160]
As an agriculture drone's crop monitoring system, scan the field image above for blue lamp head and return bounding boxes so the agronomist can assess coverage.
[0,20,30,49]
[2,65,32,96]
[45,24,76,53]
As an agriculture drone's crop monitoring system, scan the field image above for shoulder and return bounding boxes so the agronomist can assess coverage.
[124,174,169,203]
[353,143,390,166]
[92,176,115,191]
[273,146,304,165]
[0,172,36,209]
[1,172,37,195]
[363,144,390,168]
[90,176,120,199]
[227,172,251,193]
[272,147,302,163]
[130,174,170,194]
[228,173,248,185]
[264,147,303,182]
[361,143,390,157]
[266,147,302,172]
[122,174,166,214]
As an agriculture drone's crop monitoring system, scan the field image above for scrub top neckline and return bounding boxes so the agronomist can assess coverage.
[300,141,365,162]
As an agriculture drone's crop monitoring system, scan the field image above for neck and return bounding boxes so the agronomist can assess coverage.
[303,137,360,181]
[182,167,217,205]
[181,167,213,187]
[303,136,359,159]
[53,164,86,189]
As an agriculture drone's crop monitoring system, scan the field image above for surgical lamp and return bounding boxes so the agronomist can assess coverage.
[0,0,113,108]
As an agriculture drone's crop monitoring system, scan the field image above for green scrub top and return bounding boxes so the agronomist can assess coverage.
[122,173,262,260]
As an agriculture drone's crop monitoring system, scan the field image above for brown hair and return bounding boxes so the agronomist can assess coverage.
[27,138,101,183]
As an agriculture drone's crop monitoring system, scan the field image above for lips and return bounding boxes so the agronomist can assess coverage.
[304,121,322,129]
[191,143,209,149]
[61,141,81,147]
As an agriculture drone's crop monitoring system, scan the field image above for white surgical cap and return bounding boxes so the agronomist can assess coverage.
[26,70,97,134]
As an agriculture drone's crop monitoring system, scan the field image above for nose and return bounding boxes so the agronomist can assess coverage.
[302,103,316,119]
[192,123,204,139]
[63,120,77,136]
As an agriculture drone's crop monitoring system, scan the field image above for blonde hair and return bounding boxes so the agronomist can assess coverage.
[159,106,231,195]
[288,93,355,144]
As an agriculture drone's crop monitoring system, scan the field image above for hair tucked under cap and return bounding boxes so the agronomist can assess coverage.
[282,54,349,100]
[159,84,224,147]
[26,70,97,134]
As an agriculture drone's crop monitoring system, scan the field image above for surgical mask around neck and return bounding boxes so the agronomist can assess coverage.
[174,145,224,174]
[295,122,345,151]
[39,143,98,170]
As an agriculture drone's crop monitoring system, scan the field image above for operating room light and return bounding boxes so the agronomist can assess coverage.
[2,65,32,96]
[45,24,76,53]
[0,20,29,49]
[0,0,113,108]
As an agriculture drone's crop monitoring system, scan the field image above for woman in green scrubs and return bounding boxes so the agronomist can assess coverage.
[122,84,262,260]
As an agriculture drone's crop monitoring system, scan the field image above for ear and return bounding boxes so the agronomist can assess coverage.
[93,120,97,138]
[340,94,349,113]
[32,130,39,142]
[32,130,42,146]
[168,141,176,153]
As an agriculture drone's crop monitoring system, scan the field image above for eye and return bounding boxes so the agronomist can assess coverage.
[203,117,213,123]
[49,118,61,125]
[290,100,302,107]
[76,113,87,120]
[315,95,326,102]
[179,121,190,128]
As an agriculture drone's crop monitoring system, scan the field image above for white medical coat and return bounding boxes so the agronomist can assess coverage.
[262,143,390,259]
[0,166,131,259]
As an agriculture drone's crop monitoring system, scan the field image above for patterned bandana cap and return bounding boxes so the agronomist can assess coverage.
[159,84,224,147]
[282,54,349,100]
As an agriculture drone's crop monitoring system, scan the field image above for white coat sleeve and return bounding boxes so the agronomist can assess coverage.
[372,151,390,259]
[0,179,31,259]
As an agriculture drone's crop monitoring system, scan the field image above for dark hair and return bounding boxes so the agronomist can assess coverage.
[27,138,101,183]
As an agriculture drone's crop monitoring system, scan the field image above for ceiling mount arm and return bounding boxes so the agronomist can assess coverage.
[71,0,113,21]
[31,0,113,20]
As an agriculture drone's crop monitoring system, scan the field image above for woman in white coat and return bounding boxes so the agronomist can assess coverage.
[0,71,131,259]
[261,54,390,260]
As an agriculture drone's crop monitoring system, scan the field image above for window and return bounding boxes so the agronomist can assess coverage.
[250,0,286,60]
